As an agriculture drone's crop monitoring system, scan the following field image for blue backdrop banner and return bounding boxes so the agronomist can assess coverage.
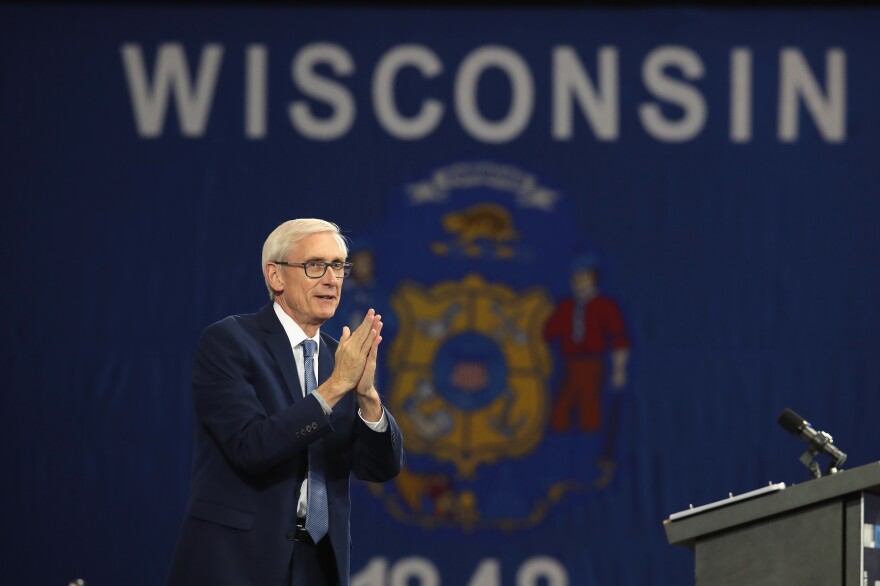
[2,4,879,585]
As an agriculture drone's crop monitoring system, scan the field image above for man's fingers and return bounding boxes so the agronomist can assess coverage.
[353,310,383,351]
[356,333,383,394]
[361,319,380,352]
[348,309,376,346]
[336,311,383,389]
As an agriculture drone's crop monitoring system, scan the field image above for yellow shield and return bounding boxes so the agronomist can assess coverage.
[388,274,553,477]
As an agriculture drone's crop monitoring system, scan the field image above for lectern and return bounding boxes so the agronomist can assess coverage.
[664,461,880,586]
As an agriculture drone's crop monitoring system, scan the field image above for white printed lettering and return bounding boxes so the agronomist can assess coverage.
[289,43,356,140]
[373,44,445,140]
[639,45,707,142]
[121,42,223,138]
[552,45,619,141]
[245,44,267,139]
[778,48,846,142]
[455,45,534,143]
[730,47,752,143]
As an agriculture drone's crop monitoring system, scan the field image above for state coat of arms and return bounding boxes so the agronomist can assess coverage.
[340,161,632,531]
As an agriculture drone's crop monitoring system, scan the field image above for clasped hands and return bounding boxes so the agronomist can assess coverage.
[317,309,384,420]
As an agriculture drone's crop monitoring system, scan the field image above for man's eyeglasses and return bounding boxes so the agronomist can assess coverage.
[274,260,352,279]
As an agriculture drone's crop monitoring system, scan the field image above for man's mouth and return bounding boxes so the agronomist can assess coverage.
[316,294,336,301]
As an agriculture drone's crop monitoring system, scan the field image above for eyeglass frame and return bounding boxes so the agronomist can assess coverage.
[272,260,353,279]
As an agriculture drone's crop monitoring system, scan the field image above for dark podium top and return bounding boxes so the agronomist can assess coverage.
[665,461,880,586]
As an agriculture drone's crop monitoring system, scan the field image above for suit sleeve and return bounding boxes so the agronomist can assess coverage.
[350,406,405,483]
[191,320,331,477]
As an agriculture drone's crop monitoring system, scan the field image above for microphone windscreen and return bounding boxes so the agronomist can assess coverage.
[778,408,806,435]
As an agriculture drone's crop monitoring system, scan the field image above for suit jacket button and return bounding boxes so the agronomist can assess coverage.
[287,531,296,541]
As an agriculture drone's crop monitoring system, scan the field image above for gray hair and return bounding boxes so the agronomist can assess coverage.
[262,218,349,299]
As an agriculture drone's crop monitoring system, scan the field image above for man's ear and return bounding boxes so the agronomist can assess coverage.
[265,263,284,294]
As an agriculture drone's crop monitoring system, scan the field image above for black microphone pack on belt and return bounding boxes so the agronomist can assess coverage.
[777,408,847,479]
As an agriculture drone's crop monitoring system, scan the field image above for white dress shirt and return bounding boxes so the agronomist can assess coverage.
[272,303,387,517]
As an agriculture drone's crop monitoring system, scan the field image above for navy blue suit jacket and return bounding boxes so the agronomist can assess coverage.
[168,303,404,585]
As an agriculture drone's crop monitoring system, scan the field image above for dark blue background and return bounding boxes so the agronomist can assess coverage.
[2,4,879,584]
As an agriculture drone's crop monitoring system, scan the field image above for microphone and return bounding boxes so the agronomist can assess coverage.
[778,408,847,478]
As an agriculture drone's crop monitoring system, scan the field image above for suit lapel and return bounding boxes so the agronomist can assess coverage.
[317,336,334,385]
[259,303,302,404]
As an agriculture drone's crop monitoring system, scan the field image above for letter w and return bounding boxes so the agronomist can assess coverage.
[121,43,223,137]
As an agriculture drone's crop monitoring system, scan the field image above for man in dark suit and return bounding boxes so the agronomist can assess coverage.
[168,218,404,585]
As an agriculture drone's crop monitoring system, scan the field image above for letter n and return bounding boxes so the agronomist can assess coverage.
[778,48,846,143]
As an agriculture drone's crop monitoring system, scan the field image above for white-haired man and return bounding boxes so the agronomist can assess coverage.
[168,219,404,585]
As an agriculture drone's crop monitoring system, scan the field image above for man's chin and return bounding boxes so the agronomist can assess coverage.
[315,304,339,320]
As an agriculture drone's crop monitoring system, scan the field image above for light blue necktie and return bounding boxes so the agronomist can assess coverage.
[301,339,329,542]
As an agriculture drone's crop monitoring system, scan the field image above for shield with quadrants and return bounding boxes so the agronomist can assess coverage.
[388,274,553,478]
